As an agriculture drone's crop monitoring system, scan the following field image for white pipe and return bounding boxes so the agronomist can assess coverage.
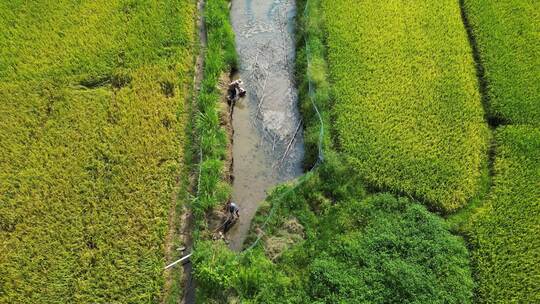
[164,253,193,270]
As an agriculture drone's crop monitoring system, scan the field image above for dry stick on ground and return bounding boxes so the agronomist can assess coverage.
[249,58,260,81]
[252,46,263,71]
[276,119,302,168]
[276,11,289,68]
[252,51,267,84]
[264,127,275,145]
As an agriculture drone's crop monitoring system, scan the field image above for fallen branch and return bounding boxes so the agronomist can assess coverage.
[277,119,302,167]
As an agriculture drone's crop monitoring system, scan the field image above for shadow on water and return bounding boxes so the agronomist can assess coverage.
[227,0,304,251]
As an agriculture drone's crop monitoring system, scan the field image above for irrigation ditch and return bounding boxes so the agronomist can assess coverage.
[170,0,518,302]
[171,0,305,302]
[227,0,304,251]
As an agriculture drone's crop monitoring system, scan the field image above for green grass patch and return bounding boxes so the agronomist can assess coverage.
[0,1,195,302]
[462,0,540,125]
[193,157,474,303]
[295,0,333,167]
[467,125,540,303]
[191,0,237,235]
[321,0,490,213]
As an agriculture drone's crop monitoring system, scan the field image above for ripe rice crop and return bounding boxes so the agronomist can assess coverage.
[0,0,195,302]
[463,0,540,125]
[469,125,540,303]
[321,0,489,212]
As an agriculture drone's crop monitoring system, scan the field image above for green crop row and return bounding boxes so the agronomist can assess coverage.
[467,126,540,303]
[462,0,539,125]
[187,0,237,298]
[321,0,490,213]
[0,0,195,302]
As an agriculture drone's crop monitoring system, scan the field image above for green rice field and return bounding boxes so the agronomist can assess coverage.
[1,0,539,302]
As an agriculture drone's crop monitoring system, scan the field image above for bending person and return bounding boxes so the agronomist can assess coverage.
[223,201,240,233]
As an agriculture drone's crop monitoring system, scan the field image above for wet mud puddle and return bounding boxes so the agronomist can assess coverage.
[228,0,304,251]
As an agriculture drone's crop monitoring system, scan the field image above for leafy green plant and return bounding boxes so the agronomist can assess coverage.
[192,241,240,300]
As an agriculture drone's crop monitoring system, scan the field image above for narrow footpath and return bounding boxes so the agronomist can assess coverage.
[180,0,208,303]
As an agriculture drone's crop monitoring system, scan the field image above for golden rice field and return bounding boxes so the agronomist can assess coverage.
[321,0,489,213]
[0,0,195,302]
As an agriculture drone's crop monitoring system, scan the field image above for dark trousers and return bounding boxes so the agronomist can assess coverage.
[223,215,237,233]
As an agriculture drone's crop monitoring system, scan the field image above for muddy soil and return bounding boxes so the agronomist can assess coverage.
[227,0,304,251]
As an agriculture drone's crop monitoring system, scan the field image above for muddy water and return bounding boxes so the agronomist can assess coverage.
[228,0,304,251]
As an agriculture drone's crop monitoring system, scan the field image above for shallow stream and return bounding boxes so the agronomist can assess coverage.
[228,0,304,251]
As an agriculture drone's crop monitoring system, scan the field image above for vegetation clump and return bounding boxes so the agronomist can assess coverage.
[191,0,237,232]
[321,0,489,212]
[193,158,474,303]
[295,0,333,167]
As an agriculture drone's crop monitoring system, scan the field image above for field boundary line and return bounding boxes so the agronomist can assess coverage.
[457,0,497,217]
